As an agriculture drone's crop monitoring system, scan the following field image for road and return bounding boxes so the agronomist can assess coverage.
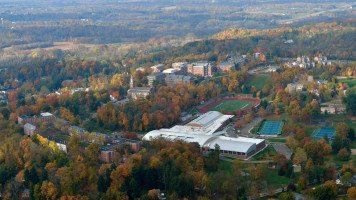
[238,116,262,137]
[277,4,354,25]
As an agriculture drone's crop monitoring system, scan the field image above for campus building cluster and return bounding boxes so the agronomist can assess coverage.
[143,111,266,159]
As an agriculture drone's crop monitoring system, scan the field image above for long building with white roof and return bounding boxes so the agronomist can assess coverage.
[143,111,266,159]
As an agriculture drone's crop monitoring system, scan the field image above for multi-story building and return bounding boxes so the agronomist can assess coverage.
[147,72,165,86]
[321,104,346,114]
[162,68,181,75]
[24,123,38,136]
[144,111,266,159]
[18,112,56,126]
[127,87,153,100]
[128,75,153,100]
[99,139,142,163]
[150,64,166,73]
[165,75,194,87]
[217,62,235,72]
[187,62,212,76]
[172,62,188,74]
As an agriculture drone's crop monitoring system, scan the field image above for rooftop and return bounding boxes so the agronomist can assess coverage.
[143,130,263,154]
[165,75,193,81]
[148,72,165,78]
[128,87,152,92]
[41,112,53,117]
[24,123,36,130]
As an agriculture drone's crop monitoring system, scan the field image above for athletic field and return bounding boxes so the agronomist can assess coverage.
[207,100,255,112]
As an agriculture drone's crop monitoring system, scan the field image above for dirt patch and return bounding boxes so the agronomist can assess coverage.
[351,149,356,156]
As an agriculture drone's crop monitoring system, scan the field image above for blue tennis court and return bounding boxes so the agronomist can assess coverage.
[311,128,335,138]
[260,121,284,135]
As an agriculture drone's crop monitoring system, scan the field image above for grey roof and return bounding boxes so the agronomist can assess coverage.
[148,72,165,78]
[69,126,86,133]
[100,138,140,151]
[24,123,36,130]
[218,62,235,66]
[165,75,193,81]
[128,87,152,92]
[188,111,224,127]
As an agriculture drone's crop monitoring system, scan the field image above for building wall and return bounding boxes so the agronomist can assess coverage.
[128,91,151,100]
[100,151,116,163]
[24,127,38,136]
[218,64,234,72]
[18,114,56,126]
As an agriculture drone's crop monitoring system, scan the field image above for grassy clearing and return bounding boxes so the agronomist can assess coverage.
[264,168,291,187]
[246,74,271,90]
[251,145,277,161]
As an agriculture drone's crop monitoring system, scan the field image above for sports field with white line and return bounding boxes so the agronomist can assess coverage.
[207,100,255,112]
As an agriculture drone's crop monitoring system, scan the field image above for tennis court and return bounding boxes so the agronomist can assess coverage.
[311,128,335,139]
[260,121,284,135]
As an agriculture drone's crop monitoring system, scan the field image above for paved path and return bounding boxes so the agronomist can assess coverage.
[272,143,292,160]
[239,116,262,137]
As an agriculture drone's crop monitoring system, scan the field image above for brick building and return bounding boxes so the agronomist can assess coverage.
[128,75,153,100]
[187,62,212,76]
[99,139,142,163]
[150,64,166,73]
[165,75,194,88]
[172,62,188,74]
[18,112,56,126]
[24,123,38,136]
[217,62,235,72]
[147,72,165,86]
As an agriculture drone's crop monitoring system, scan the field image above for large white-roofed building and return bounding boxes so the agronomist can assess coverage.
[143,111,266,159]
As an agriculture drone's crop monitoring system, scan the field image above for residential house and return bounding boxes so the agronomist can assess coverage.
[286,83,304,93]
[321,104,346,114]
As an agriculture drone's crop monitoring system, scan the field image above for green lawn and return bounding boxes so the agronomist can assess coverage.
[208,100,255,112]
[340,78,356,87]
[246,74,272,90]
[217,160,234,173]
[251,145,277,161]
[264,113,289,121]
[267,138,287,143]
[304,125,318,136]
[350,140,356,149]
[264,168,291,187]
